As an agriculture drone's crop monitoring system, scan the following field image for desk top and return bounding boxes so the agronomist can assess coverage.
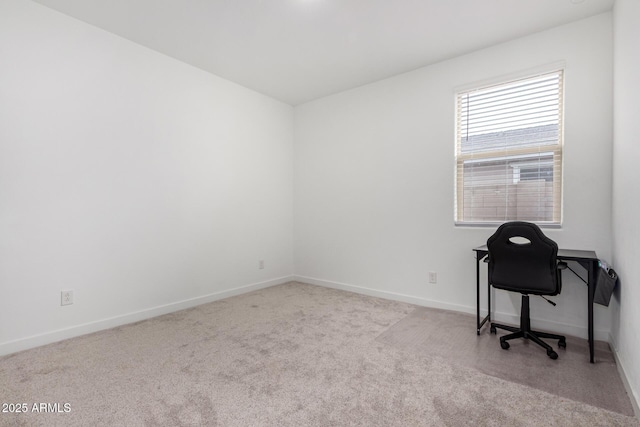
[557,249,598,261]
[473,245,597,261]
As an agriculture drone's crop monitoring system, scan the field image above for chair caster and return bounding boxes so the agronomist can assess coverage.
[500,340,510,350]
[558,339,566,348]
[547,349,558,360]
[490,325,496,334]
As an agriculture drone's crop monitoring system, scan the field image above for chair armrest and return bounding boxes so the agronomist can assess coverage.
[557,261,568,270]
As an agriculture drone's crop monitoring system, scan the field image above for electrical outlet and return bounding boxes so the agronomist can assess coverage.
[61,290,74,306]
[428,272,437,284]
[259,260,264,270]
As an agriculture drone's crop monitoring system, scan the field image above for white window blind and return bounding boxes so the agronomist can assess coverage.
[455,70,564,225]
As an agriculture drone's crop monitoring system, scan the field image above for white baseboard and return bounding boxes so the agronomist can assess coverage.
[0,275,294,357]
[490,311,610,342]
[294,275,477,315]
[610,332,640,421]
[293,275,610,342]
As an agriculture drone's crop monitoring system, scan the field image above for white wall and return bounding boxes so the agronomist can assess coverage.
[612,0,640,410]
[294,13,613,341]
[0,0,622,367]
[0,0,294,354]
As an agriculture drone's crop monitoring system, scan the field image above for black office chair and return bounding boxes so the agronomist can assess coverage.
[487,221,567,359]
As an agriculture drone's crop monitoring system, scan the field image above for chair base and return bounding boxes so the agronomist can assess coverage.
[490,294,566,359]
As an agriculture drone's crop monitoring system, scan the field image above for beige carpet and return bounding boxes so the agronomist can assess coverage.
[0,282,637,426]
[376,306,634,416]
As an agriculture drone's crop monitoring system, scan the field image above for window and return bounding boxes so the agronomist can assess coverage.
[455,70,564,225]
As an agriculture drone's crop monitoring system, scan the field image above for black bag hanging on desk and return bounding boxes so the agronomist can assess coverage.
[594,260,618,306]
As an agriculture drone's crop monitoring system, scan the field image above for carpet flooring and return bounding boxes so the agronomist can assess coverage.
[376,306,634,416]
[0,282,637,426]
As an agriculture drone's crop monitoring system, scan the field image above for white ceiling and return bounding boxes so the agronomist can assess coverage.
[32,0,614,105]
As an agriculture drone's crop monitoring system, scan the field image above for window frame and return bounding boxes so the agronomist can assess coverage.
[454,68,565,227]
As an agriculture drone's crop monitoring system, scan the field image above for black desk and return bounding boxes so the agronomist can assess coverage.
[473,245,599,363]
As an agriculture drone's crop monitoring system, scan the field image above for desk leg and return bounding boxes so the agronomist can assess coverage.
[476,252,490,334]
[476,255,481,335]
[487,262,491,328]
[587,260,597,363]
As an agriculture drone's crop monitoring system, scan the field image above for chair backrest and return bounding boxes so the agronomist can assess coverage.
[487,221,560,296]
